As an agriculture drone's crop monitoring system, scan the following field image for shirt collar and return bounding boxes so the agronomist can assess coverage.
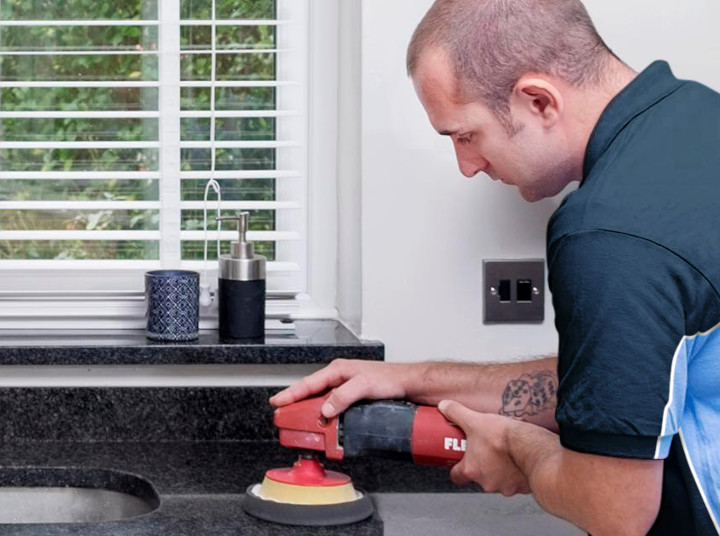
[583,60,683,179]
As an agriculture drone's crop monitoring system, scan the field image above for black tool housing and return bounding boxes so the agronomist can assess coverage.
[341,401,417,461]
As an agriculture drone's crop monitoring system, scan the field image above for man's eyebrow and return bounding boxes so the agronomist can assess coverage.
[438,129,456,136]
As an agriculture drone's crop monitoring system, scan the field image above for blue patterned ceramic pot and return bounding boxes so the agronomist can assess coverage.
[145,270,200,341]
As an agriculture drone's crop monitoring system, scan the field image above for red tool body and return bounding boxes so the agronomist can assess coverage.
[274,396,467,467]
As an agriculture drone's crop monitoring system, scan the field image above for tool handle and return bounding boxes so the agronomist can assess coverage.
[342,401,466,467]
[411,405,466,466]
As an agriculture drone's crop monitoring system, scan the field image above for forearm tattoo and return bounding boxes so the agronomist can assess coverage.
[499,370,557,418]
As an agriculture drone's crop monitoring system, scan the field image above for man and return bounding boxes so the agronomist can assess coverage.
[272,0,720,534]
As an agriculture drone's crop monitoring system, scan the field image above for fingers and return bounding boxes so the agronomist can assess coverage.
[321,375,378,418]
[442,408,532,496]
[450,461,471,487]
[270,361,406,417]
[498,477,530,497]
[269,360,350,407]
[437,399,475,430]
[451,461,528,495]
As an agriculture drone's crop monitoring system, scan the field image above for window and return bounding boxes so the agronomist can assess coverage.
[0,0,317,327]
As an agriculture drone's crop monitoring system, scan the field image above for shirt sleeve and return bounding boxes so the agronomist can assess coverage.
[548,230,707,459]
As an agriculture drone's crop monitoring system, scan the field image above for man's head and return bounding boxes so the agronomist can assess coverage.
[408,0,631,201]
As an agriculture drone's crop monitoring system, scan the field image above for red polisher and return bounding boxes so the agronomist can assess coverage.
[242,396,467,526]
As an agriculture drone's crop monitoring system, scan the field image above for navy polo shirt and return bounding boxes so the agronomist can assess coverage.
[547,61,720,535]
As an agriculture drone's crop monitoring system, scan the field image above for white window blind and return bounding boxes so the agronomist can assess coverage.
[0,0,309,325]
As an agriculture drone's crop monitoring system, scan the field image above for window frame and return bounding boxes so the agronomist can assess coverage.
[0,0,340,328]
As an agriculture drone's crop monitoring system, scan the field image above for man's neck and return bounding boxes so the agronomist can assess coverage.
[567,58,638,179]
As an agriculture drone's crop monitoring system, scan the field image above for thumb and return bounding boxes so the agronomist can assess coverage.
[437,399,475,430]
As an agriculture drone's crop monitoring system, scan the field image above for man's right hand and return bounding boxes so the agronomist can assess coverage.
[268,359,420,418]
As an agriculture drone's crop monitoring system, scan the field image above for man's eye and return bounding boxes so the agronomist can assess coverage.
[457,136,471,144]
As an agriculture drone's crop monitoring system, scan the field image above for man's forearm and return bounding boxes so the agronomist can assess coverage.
[507,421,662,536]
[406,357,559,431]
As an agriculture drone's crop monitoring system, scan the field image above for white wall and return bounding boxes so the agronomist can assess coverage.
[336,1,363,335]
[359,0,720,363]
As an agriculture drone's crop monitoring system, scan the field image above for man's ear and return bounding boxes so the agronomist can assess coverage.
[511,76,563,127]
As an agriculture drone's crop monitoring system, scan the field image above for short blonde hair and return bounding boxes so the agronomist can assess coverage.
[408,0,615,128]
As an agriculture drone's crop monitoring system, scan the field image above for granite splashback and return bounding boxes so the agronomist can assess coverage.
[0,387,279,442]
[0,385,467,535]
[0,386,460,493]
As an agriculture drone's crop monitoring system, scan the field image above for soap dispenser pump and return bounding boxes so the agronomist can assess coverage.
[216,212,266,340]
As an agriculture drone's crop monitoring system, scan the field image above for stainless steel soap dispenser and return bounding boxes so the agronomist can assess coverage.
[216,212,266,339]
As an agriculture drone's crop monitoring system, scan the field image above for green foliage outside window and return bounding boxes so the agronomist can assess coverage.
[0,0,277,262]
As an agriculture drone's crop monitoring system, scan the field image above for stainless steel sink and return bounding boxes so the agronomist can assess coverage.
[0,467,160,524]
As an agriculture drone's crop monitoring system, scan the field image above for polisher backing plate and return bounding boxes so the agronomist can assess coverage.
[242,484,374,526]
[241,456,374,526]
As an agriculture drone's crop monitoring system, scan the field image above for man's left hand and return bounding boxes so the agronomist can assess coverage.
[437,399,532,496]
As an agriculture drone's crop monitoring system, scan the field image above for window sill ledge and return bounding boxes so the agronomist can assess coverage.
[0,320,384,366]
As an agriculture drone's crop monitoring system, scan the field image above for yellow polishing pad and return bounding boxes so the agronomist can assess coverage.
[242,457,374,526]
[255,477,361,505]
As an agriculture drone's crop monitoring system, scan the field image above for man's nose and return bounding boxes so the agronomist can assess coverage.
[457,153,489,178]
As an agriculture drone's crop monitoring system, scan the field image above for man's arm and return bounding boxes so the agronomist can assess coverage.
[270,356,559,432]
[439,400,663,536]
[509,418,663,536]
[412,357,558,431]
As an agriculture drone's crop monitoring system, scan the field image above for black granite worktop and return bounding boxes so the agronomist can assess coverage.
[0,441,386,535]
[0,320,383,365]
[0,386,463,535]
